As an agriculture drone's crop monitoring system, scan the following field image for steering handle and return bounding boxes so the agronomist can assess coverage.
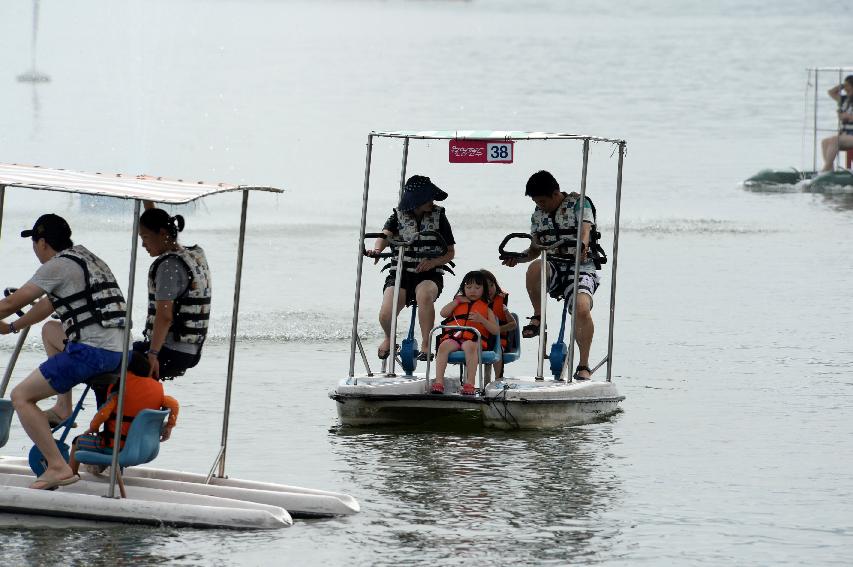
[498,233,533,260]
[363,230,448,260]
[3,288,27,317]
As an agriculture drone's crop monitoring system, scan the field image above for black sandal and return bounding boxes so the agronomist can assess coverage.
[521,315,541,338]
[573,365,591,381]
[417,351,434,362]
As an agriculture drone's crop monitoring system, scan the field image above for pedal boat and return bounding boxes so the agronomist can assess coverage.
[744,66,853,191]
[331,130,627,429]
[0,164,358,528]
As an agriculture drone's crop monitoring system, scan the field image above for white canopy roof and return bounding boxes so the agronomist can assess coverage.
[372,130,625,144]
[0,163,283,204]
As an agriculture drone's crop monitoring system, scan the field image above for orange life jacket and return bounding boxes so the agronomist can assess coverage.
[488,292,510,349]
[440,298,492,348]
[103,372,166,449]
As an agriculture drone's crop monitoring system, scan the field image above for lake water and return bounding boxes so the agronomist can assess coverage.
[1,0,852,565]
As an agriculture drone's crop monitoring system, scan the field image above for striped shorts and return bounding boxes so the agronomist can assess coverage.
[546,261,600,308]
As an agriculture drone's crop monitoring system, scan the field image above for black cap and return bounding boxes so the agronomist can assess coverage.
[20,214,72,241]
[398,175,448,212]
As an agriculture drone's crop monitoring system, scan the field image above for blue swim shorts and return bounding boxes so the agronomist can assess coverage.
[39,342,122,394]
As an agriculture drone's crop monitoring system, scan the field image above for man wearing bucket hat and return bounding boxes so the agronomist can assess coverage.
[0,214,126,489]
[366,175,456,361]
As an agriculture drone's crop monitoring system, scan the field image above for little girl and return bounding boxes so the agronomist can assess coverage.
[431,271,499,395]
[480,269,517,380]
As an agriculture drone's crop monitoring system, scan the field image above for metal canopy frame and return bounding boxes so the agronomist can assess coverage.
[807,67,853,171]
[0,164,283,497]
[348,131,626,384]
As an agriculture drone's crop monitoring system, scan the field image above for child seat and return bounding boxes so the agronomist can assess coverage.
[74,408,170,498]
[502,313,522,365]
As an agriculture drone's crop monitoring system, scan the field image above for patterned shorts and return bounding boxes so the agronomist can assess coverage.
[546,261,600,309]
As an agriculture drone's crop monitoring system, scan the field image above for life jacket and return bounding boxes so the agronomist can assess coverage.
[383,206,453,275]
[440,298,492,348]
[144,245,212,346]
[102,372,165,449]
[488,292,510,350]
[842,95,853,134]
[47,245,127,342]
[530,192,607,270]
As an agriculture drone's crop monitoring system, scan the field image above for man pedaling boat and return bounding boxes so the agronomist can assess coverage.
[0,214,127,489]
[365,175,456,362]
[501,170,607,381]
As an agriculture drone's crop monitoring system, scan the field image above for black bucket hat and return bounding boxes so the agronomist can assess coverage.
[397,175,448,212]
[20,213,72,241]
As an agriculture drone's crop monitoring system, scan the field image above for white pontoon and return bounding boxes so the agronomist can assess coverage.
[0,164,359,528]
[331,130,626,429]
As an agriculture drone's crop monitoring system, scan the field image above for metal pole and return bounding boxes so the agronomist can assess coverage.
[386,139,409,376]
[0,185,5,239]
[107,199,141,498]
[349,134,374,378]
[217,189,249,479]
[564,139,590,382]
[836,68,844,171]
[813,69,819,172]
[606,142,625,382]
[535,249,547,380]
[0,328,30,397]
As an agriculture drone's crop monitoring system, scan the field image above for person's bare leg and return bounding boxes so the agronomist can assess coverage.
[378,286,407,356]
[434,340,460,382]
[462,341,479,386]
[41,321,72,419]
[822,135,839,172]
[524,260,552,337]
[574,294,594,379]
[414,280,439,353]
[11,369,76,487]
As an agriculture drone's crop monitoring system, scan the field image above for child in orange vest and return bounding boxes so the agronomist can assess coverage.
[431,270,499,396]
[69,352,179,475]
[480,269,517,379]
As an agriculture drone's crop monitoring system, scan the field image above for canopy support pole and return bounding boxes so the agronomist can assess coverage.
[107,199,141,498]
[0,184,5,239]
[564,138,590,382]
[606,142,625,382]
[386,138,409,376]
[216,189,249,479]
[350,134,374,379]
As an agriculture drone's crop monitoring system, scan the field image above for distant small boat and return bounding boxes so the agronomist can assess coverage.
[744,66,853,191]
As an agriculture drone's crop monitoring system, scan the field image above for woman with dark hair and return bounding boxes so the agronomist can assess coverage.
[135,203,212,380]
[821,74,853,172]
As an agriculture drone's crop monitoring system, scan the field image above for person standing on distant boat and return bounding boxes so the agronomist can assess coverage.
[500,171,606,381]
[364,175,456,362]
[0,214,126,489]
[135,202,211,380]
[820,74,853,172]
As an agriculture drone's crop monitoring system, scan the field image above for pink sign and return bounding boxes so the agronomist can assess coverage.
[449,140,514,164]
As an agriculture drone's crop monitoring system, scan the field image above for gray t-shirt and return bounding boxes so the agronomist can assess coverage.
[30,256,124,352]
[153,256,199,355]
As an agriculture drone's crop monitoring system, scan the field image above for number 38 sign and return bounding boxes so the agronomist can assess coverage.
[448,139,514,164]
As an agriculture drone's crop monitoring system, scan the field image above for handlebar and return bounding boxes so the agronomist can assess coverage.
[498,233,533,260]
[3,288,26,317]
[363,230,449,260]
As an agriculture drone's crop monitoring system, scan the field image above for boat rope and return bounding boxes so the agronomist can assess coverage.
[488,384,519,429]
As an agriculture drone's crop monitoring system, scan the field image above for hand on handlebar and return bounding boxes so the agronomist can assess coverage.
[364,249,382,264]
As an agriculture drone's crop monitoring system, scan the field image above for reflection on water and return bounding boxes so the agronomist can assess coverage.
[330,423,623,565]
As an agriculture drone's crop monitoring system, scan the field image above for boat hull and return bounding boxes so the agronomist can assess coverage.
[481,378,624,429]
[331,375,623,429]
[0,456,358,519]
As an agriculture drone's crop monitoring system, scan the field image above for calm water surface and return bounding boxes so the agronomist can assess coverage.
[0,0,852,565]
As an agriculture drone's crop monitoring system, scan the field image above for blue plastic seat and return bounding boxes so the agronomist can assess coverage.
[0,399,13,449]
[502,313,522,365]
[75,409,169,469]
[447,336,502,365]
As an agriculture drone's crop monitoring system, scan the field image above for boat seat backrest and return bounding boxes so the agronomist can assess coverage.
[85,372,119,388]
[75,409,170,469]
[502,313,522,365]
[0,399,13,449]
